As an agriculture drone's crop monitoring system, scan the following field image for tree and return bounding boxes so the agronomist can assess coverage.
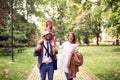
[0,0,10,26]
[0,0,40,48]
[68,1,93,45]
[100,0,120,45]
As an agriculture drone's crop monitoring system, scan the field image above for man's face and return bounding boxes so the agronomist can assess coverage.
[44,33,51,41]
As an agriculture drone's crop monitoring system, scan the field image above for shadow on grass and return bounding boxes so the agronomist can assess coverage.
[96,71,120,80]
[112,47,120,52]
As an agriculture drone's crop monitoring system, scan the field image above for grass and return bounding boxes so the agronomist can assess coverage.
[79,46,120,80]
[0,46,120,80]
[0,47,37,80]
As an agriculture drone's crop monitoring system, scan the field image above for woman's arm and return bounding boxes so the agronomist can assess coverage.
[56,42,65,49]
[74,44,79,53]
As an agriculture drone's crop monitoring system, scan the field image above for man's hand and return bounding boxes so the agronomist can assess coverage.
[36,39,43,51]
[38,39,44,45]
[36,44,42,51]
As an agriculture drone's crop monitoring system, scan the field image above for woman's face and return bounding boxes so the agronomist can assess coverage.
[68,33,74,43]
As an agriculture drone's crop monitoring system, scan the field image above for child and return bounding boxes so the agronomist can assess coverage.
[45,20,57,54]
[45,20,56,40]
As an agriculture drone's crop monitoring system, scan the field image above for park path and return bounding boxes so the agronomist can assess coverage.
[27,54,100,80]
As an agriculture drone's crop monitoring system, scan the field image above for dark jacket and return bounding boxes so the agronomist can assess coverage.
[34,41,57,70]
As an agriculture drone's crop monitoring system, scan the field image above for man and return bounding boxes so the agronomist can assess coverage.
[34,31,58,80]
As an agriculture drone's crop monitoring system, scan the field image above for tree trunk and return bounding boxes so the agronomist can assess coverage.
[116,33,119,45]
[96,23,101,46]
[96,34,99,45]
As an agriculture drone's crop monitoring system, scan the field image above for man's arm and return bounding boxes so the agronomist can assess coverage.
[34,40,43,56]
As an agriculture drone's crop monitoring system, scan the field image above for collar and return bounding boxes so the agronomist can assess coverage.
[44,41,49,44]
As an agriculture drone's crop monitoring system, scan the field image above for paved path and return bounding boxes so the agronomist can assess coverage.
[27,54,100,80]
[27,65,99,80]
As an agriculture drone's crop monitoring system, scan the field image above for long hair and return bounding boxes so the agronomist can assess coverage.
[46,20,53,28]
[68,32,76,43]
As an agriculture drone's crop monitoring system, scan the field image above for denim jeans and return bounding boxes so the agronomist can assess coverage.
[40,62,54,80]
[65,72,73,80]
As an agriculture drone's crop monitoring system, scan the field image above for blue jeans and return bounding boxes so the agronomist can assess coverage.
[65,72,73,80]
[40,62,54,80]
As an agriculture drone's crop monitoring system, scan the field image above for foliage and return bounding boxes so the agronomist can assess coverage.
[0,25,11,47]
[55,1,67,40]
[100,0,120,39]
[67,1,93,45]
[0,0,40,49]
[108,26,120,40]
[13,14,39,47]
[1,0,120,48]
[0,0,10,26]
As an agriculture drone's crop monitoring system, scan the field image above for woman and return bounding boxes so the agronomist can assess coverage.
[57,32,78,80]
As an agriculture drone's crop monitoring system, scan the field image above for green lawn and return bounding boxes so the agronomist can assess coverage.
[79,46,120,80]
[0,46,120,80]
[0,47,37,80]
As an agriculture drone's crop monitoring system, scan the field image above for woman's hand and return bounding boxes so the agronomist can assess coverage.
[52,47,58,55]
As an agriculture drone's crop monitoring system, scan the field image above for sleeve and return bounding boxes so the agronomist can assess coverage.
[34,44,40,56]
[34,49,41,56]
[75,44,78,53]
[33,41,42,56]
[56,42,65,49]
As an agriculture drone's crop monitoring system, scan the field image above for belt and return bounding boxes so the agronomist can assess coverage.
[42,62,52,64]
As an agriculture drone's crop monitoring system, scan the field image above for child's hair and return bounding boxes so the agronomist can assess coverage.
[46,20,53,28]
